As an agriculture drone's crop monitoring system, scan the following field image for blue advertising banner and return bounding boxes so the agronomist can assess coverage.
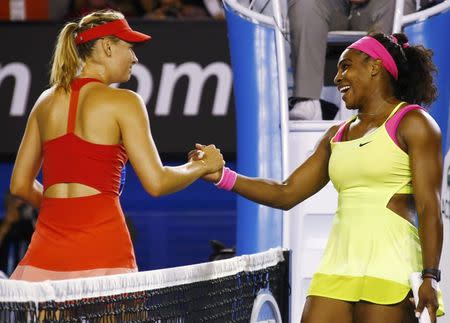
[0,21,235,158]
[404,10,450,151]
[225,3,283,254]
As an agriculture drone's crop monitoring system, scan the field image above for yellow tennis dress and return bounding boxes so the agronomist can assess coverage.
[308,103,444,315]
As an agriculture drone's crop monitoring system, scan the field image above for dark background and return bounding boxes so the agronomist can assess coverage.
[0,20,236,160]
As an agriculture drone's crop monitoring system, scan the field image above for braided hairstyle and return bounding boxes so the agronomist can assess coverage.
[369,32,438,107]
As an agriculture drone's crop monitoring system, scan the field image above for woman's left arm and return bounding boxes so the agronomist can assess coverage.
[10,104,43,209]
[399,109,443,320]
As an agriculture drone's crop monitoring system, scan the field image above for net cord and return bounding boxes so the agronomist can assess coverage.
[0,248,285,303]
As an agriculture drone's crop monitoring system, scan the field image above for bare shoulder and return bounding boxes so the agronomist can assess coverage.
[81,85,146,120]
[99,87,148,123]
[321,122,343,144]
[31,86,57,116]
[312,122,343,155]
[327,123,342,138]
[94,86,144,109]
[398,107,441,141]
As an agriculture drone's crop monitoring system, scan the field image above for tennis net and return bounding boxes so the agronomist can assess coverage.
[0,248,289,322]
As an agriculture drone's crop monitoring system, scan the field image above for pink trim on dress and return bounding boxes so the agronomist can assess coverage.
[333,122,348,142]
[385,105,422,146]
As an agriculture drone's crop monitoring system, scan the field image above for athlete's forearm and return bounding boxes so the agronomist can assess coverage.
[149,161,206,196]
[29,180,43,209]
[232,175,297,210]
[418,198,443,270]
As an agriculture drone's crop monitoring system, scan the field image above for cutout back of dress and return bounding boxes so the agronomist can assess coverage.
[42,78,127,197]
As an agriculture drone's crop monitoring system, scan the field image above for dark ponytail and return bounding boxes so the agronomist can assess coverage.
[370,32,438,107]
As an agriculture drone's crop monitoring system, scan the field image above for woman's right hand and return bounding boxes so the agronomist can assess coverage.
[188,144,224,182]
[194,144,224,175]
[416,278,439,322]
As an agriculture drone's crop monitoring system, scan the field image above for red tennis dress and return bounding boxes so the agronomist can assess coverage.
[10,78,137,281]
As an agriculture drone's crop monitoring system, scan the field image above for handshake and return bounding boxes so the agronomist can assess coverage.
[188,143,225,184]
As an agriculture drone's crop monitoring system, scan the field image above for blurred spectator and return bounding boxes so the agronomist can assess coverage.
[0,0,49,20]
[65,0,118,19]
[0,192,37,276]
[203,0,224,20]
[114,0,151,17]
[65,0,197,19]
[49,0,71,20]
[181,0,210,18]
[1,0,221,20]
[420,0,445,9]
[56,0,149,20]
[144,0,209,19]
[120,0,222,20]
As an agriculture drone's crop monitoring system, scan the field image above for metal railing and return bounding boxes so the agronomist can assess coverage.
[394,0,450,32]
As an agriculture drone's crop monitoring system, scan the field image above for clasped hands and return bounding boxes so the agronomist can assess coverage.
[188,143,224,183]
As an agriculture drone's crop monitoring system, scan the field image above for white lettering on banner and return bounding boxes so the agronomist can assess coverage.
[155,62,232,116]
[111,63,153,105]
[133,63,153,104]
[3,61,232,117]
[0,62,31,116]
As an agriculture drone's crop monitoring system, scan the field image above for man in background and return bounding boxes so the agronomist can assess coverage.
[288,0,416,120]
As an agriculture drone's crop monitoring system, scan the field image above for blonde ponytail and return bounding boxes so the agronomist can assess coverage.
[50,22,80,92]
[49,10,125,92]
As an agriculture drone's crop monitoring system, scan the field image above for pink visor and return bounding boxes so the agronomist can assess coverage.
[348,36,398,80]
[75,19,151,45]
